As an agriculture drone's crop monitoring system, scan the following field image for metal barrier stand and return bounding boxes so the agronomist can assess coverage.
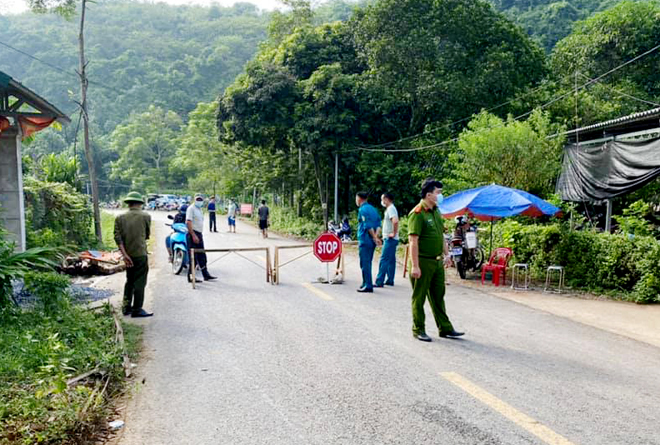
[190,247,272,289]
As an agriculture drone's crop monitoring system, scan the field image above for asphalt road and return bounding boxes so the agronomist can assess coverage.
[117,212,660,445]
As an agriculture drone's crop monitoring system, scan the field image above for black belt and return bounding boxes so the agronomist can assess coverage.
[419,255,443,260]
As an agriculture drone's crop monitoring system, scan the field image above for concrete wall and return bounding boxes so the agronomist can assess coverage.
[0,127,26,252]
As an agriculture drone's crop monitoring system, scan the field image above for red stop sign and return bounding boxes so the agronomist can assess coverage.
[313,232,342,262]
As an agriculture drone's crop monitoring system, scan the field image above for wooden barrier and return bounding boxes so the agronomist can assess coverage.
[190,246,271,289]
[272,244,312,285]
[272,241,359,285]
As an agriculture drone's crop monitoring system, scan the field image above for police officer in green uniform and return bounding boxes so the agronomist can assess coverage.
[408,179,464,342]
[114,191,153,318]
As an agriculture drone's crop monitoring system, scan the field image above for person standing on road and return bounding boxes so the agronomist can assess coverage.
[408,179,464,342]
[258,200,269,238]
[114,191,153,318]
[186,194,217,283]
[208,196,218,233]
[227,199,237,233]
[375,192,399,287]
[356,191,382,293]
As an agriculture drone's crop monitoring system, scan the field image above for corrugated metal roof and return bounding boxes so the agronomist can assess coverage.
[0,70,70,123]
[562,107,660,139]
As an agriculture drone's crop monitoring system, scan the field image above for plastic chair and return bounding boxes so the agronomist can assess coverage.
[481,248,513,286]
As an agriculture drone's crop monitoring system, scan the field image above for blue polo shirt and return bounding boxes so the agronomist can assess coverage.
[357,202,381,245]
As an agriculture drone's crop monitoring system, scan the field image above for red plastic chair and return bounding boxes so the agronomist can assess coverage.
[481,248,513,286]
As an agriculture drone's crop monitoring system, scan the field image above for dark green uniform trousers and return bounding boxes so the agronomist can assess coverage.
[410,257,454,336]
[123,255,149,314]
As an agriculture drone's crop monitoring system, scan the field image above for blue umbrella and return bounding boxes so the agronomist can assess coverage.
[439,184,561,254]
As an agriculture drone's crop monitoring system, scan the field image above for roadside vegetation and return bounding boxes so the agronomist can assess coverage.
[0,233,142,444]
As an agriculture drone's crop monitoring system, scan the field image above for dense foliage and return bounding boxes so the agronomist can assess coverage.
[23,176,94,249]
[0,284,141,444]
[491,219,660,303]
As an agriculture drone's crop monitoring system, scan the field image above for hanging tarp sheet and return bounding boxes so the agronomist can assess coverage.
[557,138,660,202]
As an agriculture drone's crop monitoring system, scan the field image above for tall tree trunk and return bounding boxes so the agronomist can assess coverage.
[79,0,102,243]
[312,151,328,228]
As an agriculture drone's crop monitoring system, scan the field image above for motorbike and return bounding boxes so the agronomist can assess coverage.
[450,216,485,279]
[328,219,352,242]
[166,214,189,275]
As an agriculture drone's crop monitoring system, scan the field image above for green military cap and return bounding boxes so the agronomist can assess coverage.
[124,191,144,204]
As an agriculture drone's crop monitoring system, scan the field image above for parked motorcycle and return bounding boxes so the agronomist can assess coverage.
[328,218,352,242]
[450,216,485,279]
[166,214,189,275]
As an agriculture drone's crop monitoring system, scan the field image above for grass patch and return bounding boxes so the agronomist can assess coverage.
[100,211,117,250]
[0,301,142,444]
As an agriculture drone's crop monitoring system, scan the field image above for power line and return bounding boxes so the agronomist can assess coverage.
[578,73,660,107]
[0,39,125,95]
[354,42,660,153]
[356,82,553,150]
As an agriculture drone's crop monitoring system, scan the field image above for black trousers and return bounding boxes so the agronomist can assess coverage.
[123,255,148,313]
[187,230,208,274]
[209,212,217,231]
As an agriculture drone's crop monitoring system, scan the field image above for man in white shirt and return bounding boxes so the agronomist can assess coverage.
[227,200,237,233]
[186,194,217,282]
[375,192,399,287]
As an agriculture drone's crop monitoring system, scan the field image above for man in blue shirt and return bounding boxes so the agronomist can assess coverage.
[356,191,382,293]
[207,196,217,232]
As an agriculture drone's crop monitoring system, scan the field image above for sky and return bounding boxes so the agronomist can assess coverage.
[0,0,284,15]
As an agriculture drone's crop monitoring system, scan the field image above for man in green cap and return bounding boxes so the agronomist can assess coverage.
[408,179,464,342]
[114,191,153,318]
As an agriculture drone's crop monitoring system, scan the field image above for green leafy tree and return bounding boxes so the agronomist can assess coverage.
[109,105,182,192]
[448,110,565,197]
[549,1,660,126]
[352,0,547,136]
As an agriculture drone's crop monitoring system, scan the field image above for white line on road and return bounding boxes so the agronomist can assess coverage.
[301,282,334,301]
[440,372,577,445]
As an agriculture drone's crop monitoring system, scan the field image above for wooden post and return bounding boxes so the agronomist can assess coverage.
[190,248,196,290]
[266,248,271,283]
[403,244,409,278]
[276,247,281,284]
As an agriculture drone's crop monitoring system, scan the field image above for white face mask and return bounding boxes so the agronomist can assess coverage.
[195,201,203,208]
[436,193,444,206]
[381,200,387,207]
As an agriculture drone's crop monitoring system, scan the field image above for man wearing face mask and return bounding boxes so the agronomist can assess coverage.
[407,179,464,342]
[186,194,217,283]
[375,192,399,287]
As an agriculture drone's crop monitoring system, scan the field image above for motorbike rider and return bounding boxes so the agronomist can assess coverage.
[166,204,188,263]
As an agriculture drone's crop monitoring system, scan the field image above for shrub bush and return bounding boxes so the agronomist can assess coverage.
[266,206,325,240]
[23,176,94,249]
[23,271,71,314]
[489,220,660,303]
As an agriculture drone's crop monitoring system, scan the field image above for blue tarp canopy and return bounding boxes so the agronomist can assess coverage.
[439,184,561,221]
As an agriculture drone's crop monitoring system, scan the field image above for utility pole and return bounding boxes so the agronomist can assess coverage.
[298,146,303,217]
[78,0,102,243]
[334,152,339,223]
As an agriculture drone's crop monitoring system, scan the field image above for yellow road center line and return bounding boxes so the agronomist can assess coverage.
[440,372,576,445]
[301,282,334,301]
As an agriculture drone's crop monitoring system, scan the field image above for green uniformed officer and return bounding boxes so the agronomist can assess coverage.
[114,191,153,318]
[408,179,464,342]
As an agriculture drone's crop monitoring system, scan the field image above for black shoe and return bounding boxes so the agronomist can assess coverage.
[440,330,465,338]
[415,333,432,342]
[122,307,132,316]
[385,282,394,286]
[374,283,384,288]
[188,275,202,283]
[203,275,217,281]
[357,287,373,293]
[131,309,153,318]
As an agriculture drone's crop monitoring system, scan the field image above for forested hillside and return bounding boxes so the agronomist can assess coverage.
[493,0,625,51]
[0,1,271,133]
